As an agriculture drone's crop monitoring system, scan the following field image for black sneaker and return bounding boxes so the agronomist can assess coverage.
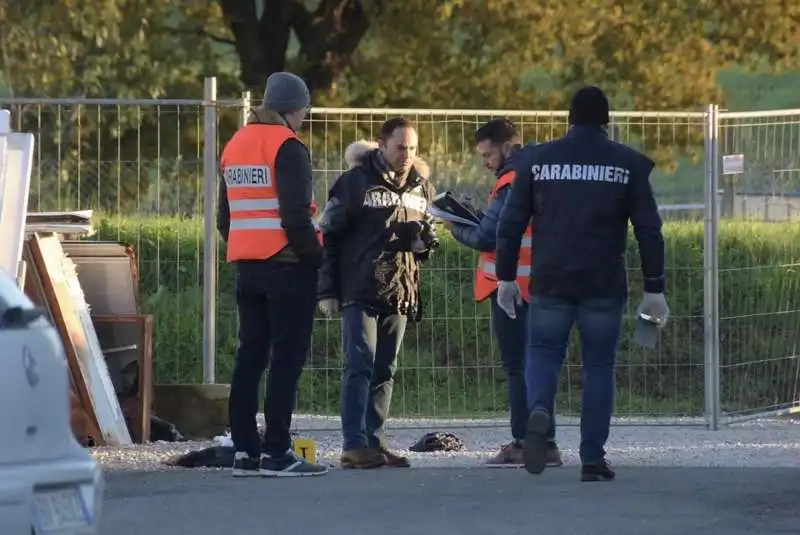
[522,409,551,475]
[260,450,329,477]
[581,459,615,482]
[231,452,261,477]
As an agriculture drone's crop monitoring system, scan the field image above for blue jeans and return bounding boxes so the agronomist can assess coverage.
[489,293,533,442]
[524,295,624,463]
[340,305,408,450]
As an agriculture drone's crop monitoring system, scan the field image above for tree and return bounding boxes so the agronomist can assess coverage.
[1,0,798,212]
[0,1,233,100]
[0,1,239,212]
[336,0,800,170]
[218,0,370,94]
[544,0,800,111]
[342,0,800,111]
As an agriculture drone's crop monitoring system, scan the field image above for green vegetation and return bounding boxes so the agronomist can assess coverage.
[3,0,799,418]
[92,215,800,418]
[2,1,799,215]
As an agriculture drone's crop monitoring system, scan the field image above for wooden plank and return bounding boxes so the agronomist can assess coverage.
[25,233,132,445]
[23,239,102,446]
[92,314,154,443]
[139,315,153,443]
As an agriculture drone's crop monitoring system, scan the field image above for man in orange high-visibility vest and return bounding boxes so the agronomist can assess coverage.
[217,71,326,478]
[442,119,562,468]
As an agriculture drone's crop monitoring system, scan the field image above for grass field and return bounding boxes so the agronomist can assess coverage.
[90,215,800,419]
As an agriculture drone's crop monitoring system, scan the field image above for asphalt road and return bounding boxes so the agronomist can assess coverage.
[99,466,800,535]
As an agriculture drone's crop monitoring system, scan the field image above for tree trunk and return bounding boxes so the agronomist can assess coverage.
[291,0,369,94]
[220,0,293,93]
[220,0,370,96]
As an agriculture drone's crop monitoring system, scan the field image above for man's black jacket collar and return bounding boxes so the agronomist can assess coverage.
[566,124,609,139]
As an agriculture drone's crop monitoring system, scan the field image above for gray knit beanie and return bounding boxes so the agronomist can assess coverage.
[263,72,311,113]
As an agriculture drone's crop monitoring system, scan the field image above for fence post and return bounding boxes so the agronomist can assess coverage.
[703,103,722,429]
[240,91,251,127]
[202,77,219,384]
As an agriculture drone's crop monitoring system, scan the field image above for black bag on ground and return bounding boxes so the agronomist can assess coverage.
[409,432,464,452]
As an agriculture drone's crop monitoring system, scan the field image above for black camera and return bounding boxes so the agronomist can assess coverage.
[416,219,440,251]
[393,220,440,252]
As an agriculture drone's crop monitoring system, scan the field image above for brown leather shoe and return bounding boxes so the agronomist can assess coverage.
[545,442,564,468]
[485,442,524,467]
[376,447,411,468]
[340,447,387,469]
[486,442,563,468]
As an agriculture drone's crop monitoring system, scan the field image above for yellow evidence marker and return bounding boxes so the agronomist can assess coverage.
[293,437,316,464]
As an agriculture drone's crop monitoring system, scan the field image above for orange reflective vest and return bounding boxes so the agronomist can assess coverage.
[474,170,533,302]
[220,124,322,263]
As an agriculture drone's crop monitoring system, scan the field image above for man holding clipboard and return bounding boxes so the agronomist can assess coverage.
[439,119,563,468]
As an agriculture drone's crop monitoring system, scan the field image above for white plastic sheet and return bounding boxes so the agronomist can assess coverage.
[0,109,35,280]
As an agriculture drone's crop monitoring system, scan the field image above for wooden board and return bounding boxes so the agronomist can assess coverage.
[25,233,132,446]
[22,241,102,445]
[61,241,142,315]
[61,241,153,443]
[93,314,154,443]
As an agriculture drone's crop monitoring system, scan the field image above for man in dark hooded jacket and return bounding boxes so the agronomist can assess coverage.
[317,117,437,469]
[495,86,669,481]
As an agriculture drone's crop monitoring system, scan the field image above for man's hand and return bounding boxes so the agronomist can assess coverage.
[318,298,340,317]
[458,194,479,216]
[636,292,670,328]
[410,237,427,253]
[496,281,523,319]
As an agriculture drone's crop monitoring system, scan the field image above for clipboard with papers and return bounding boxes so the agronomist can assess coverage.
[428,191,481,227]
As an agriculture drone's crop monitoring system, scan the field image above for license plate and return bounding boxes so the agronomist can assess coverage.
[33,487,90,533]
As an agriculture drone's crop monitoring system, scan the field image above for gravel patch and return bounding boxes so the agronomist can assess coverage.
[91,414,800,473]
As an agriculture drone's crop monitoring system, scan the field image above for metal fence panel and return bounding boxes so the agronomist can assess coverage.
[0,94,247,388]
[0,92,712,426]
[278,106,709,424]
[716,109,800,423]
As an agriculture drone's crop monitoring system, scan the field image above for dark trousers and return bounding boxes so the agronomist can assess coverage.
[228,260,318,458]
[489,292,534,442]
[524,295,624,463]
[340,304,407,450]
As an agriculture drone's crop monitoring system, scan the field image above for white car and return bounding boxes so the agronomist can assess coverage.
[0,267,103,534]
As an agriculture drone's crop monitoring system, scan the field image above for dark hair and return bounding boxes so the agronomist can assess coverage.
[568,86,610,126]
[379,117,416,141]
[475,118,517,145]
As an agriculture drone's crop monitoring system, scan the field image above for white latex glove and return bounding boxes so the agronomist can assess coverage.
[410,237,427,253]
[636,292,670,328]
[318,298,340,317]
[496,281,523,319]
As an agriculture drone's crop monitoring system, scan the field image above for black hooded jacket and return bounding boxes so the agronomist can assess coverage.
[317,148,437,320]
[495,125,665,299]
